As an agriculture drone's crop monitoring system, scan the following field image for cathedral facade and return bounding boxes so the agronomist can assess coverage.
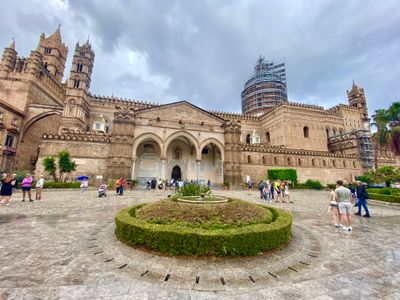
[0,27,398,185]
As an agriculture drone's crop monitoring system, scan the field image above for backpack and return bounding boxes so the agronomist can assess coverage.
[258,183,264,191]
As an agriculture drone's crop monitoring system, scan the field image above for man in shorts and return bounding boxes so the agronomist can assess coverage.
[335,180,354,232]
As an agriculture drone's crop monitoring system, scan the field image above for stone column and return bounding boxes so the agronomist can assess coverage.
[196,159,201,182]
[161,159,166,180]
[130,158,136,179]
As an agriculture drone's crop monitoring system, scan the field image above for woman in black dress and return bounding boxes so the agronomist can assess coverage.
[0,173,13,206]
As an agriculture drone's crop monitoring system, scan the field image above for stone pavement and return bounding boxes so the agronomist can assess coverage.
[0,188,399,299]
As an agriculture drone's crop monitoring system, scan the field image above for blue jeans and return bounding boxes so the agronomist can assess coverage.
[357,198,370,216]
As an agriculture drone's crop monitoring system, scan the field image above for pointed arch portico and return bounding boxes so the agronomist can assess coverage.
[132,132,164,159]
[199,137,225,163]
[163,130,201,160]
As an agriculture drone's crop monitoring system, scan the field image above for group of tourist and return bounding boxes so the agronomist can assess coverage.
[248,179,293,203]
[0,173,45,205]
[328,180,370,232]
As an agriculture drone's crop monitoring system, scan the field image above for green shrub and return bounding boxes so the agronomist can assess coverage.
[267,169,297,183]
[326,184,337,190]
[17,181,80,189]
[115,202,292,257]
[367,193,400,203]
[304,179,323,190]
[178,183,210,196]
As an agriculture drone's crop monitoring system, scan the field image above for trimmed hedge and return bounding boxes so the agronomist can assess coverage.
[367,193,400,204]
[267,168,297,183]
[16,181,81,189]
[115,202,292,257]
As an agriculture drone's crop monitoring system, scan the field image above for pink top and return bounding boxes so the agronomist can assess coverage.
[22,176,33,187]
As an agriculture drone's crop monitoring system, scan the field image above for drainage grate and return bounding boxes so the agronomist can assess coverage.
[93,251,103,255]
[88,245,98,249]
[249,275,255,283]
[288,267,298,272]
[195,276,200,284]
[299,261,310,265]
[220,277,226,285]
[141,270,149,277]
[164,274,171,282]
[104,258,114,262]
[268,272,278,278]
[118,264,127,269]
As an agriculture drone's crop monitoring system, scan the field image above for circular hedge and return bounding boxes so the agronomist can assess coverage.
[115,199,292,257]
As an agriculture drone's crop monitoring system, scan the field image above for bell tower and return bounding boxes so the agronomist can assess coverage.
[0,40,17,76]
[60,38,95,132]
[347,80,369,129]
[36,25,68,82]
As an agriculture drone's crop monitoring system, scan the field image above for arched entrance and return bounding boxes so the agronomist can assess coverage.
[171,166,182,181]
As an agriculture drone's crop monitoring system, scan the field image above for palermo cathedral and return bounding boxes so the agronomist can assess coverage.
[0,27,398,185]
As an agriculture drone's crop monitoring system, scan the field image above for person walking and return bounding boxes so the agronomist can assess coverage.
[80,179,88,194]
[115,178,121,194]
[11,174,18,193]
[35,175,45,200]
[270,180,275,201]
[21,173,33,202]
[258,181,265,200]
[355,182,370,218]
[150,178,157,193]
[119,177,126,195]
[0,173,13,206]
[328,187,340,228]
[335,180,354,232]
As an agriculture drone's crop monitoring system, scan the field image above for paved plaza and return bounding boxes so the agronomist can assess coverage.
[0,188,399,299]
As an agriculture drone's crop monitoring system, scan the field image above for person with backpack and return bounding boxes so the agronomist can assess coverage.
[258,181,265,200]
[354,182,370,218]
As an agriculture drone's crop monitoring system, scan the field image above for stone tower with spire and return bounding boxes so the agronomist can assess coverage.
[60,38,95,132]
[347,80,370,129]
[36,25,68,82]
[0,40,17,77]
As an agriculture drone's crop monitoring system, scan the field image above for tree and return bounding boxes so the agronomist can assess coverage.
[367,166,400,187]
[58,150,76,182]
[42,156,58,182]
[372,101,400,158]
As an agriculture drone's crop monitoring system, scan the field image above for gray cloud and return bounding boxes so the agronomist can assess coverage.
[1,0,399,115]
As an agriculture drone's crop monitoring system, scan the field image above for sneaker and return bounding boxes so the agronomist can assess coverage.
[290,201,293,203]
[5,203,10,206]
[29,199,34,202]
[354,213,361,216]
[362,215,371,218]
[22,200,25,202]
[342,226,348,231]
[335,224,341,228]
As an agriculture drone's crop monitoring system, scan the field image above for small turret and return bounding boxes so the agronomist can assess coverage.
[347,81,369,129]
[36,25,68,82]
[0,39,17,76]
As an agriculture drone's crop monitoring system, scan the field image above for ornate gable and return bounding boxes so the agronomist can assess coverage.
[135,101,225,125]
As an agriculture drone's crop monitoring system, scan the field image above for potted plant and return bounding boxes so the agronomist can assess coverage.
[223,180,231,190]
[131,178,139,189]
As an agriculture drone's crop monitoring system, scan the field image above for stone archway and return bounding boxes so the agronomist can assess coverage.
[199,138,225,184]
[171,165,182,181]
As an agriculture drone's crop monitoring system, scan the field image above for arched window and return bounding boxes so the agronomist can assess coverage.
[339,129,343,135]
[262,156,266,164]
[298,158,301,166]
[332,128,337,136]
[353,161,356,168]
[246,134,251,144]
[93,117,110,133]
[311,159,315,167]
[247,155,251,163]
[202,148,209,154]
[332,160,336,167]
[73,79,80,88]
[287,157,291,166]
[303,126,309,138]
[343,161,346,168]
[326,128,330,137]
[266,132,270,143]
[323,160,326,167]
[274,157,277,165]
[174,147,181,159]
[77,63,83,72]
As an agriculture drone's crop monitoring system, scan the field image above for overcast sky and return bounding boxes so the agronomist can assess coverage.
[1,0,399,115]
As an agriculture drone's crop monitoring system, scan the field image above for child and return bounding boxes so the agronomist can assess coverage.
[98,184,107,198]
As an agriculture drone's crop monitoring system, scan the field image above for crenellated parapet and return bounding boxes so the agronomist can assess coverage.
[241,143,359,159]
[90,93,160,110]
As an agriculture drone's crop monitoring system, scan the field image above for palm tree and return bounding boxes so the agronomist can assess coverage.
[371,101,400,168]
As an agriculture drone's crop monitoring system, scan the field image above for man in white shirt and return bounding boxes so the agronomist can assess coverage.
[35,175,45,200]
